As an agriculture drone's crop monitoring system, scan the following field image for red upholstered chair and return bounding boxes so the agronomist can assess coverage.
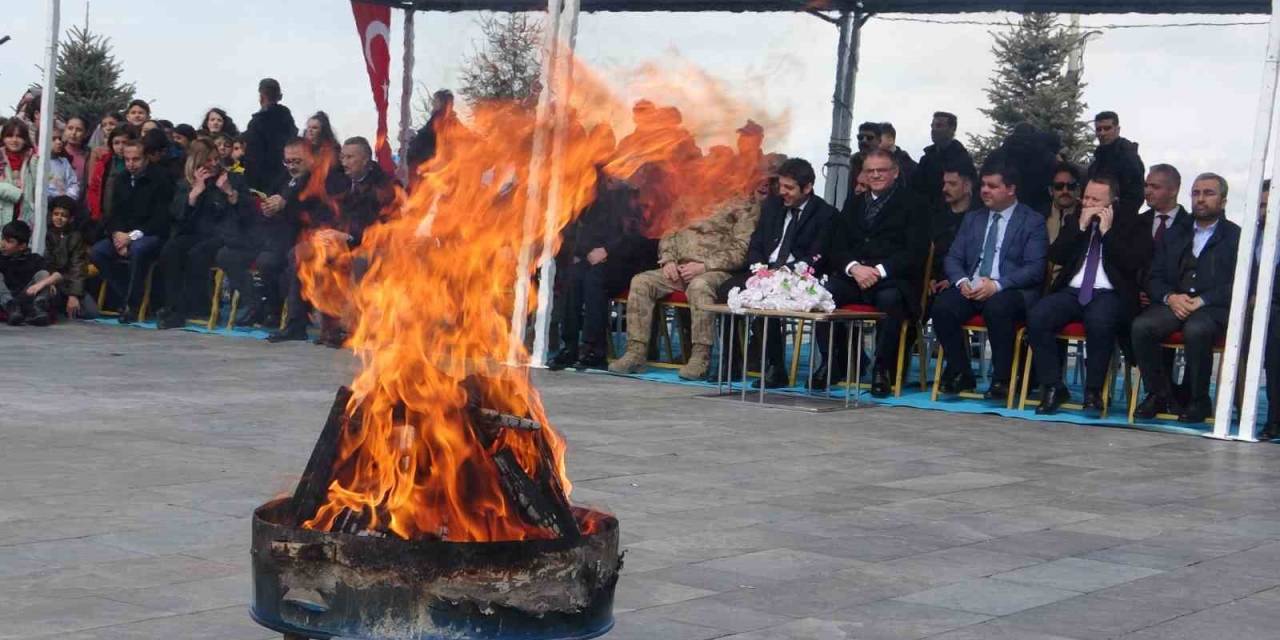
[1017,321,1120,417]
[607,290,692,366]
[930,313,1027,409]
[1127,330,1228,424]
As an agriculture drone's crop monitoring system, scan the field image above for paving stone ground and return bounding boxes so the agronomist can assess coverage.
[5,323,1280,639]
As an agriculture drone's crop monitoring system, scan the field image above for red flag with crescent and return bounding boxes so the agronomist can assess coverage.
[351,1,395,173]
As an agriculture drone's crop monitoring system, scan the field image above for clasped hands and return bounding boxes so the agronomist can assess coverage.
[1166,293,1204,320]
[662,261,706,285]
[959,277,999,301]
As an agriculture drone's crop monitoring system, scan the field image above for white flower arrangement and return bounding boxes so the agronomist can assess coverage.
[727,262,836,313]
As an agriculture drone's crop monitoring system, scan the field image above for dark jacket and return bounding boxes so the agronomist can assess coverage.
[0,248,46,293]
[891,147,918,185]
[244,102,299,193]
[170,172,252,240]
[334,162,398,247]
[105,166,175,238]
[825,187,930,313]
[930,201,980,281]
[1147,217,1242,323]
[746,194,838,269]
[944,202,1049,308]
[988,127,1060,215]
[1138,204,1192,238]
[1048,209,1152,319]
[45,227,88,298]
[1089,137,1146,218]
[913,139,976,209]
[565,182,658,273]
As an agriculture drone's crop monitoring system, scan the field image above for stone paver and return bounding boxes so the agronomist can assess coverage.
[5,323,1280,638]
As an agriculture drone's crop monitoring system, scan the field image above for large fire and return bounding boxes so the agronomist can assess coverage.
[295,59,777,542]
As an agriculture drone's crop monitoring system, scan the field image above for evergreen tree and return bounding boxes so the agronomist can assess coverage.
[54,25,134,123]
[969,13,1091,165]
[458,13,543,108]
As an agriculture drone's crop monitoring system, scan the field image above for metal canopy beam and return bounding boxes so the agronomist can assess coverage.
[362,0,1269,13]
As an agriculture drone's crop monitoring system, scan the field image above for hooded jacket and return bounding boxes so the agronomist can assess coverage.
[244,102,299,193]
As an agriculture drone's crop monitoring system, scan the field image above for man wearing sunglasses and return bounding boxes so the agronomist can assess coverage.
[1088,111,1146,218]
[1046,164,1084,246]
[850,122,882,183]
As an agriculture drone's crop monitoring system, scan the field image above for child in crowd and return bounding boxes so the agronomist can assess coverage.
[44,195,96,319]
[0,220,53,326]
[0,119,35,224]
[229,135,248,175]
[46,128,81,200]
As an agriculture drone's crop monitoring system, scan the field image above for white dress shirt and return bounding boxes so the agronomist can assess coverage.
[1067,223,1114,290]
[1151,207,1178,238]
[844,192,889,278]
[769,198,807,265]
[959,202,1017,287]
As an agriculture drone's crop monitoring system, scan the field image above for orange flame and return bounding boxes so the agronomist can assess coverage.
[296,58,777,542]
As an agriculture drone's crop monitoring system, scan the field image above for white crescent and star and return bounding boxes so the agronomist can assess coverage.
[363,20,390,71]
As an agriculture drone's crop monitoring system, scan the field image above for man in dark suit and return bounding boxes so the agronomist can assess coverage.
[931,162,1049,399]
[1133,173,1242,423]
[716,157,837,387]
[1138,164,1192,305]
[1026,175,1151,414]
[812,149,928,396]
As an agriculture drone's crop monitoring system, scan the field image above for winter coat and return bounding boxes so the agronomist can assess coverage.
[913,139,976,210]
[657,196,759,272]
[243,102,298,193]
[45,156,81,200]
[0,248,47,293]
[105,166,175,238]
[1089,137,1146,218]
[332,162,398,247]
[222,172,306,254]
[988,127,1060,215]
[86,149,121,224]
[170,173,252,240]
[563,182,658,274]
[45,227,88,298]
[0,152,36,224]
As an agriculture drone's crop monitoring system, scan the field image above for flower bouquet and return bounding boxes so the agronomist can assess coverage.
[727,262,836,313]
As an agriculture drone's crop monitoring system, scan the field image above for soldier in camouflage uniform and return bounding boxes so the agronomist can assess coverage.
[609,196,760,379]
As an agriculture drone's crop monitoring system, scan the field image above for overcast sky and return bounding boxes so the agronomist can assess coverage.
[2,2,1271,216]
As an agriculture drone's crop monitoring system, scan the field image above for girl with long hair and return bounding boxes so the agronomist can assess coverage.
[0,119,36,224]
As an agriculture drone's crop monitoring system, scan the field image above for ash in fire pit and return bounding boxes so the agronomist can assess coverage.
[251,387,621,640]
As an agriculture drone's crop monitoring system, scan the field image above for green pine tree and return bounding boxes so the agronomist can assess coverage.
[457,13,543,108]
[54,25,135,123]
[969,13,1091,165]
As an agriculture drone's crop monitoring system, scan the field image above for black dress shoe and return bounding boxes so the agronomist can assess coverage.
[1035,384,1070,415]
[940,371,976,395]
[267,324,309,343]
[547,350,579,371]
[118,308,138,324]
[870,369,892,398]
[808,366,846,390]
[156,312,186,330]
[984,380,1010,401]
[1134,392,1168,420]
[1178,400,1213,424]
[753,366,790,389]
[575,352,609,371]
[1081,389,1104,413]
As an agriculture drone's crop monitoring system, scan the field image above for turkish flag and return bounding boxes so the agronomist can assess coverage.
[351,1,395,173]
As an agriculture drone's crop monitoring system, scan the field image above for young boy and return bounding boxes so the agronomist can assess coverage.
[45,195,97,319]
[0,220,54,326]
[229,135,248,175]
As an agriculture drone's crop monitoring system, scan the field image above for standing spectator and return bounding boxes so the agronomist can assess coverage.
[1132,173,1241,424]
[62,115,91,187]
[0,119,36,225]
[156,139,247,329]
[878,122,917,184]
[141,120,161,137]
[988,123,1060,215]
[44,195,96,319]
[243,78,298,193]
[200,107,240,138]
[303,111,345,192]
[913,111,976,211]
[406,90,472,187]
[1088,111,1146,218]
[931,163,1048,399]
[44,127,81,200]
[217,138,309,327]
[849,121,881,180]
[86,125,137,231]
[125,100,151,128]
[89,139,174,323]
[90,112,123,151]
[1027,176,1150,415]
[172,124,197,153]
[0,220,54,326]
[230,135,248,175]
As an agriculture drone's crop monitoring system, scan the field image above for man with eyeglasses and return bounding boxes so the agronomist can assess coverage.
[1026,175,1150,415]
[812,149,929,396]
[1088,111,1146,218]
[913,111,976,212]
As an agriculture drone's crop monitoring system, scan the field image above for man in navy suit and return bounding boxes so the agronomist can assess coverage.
[1133,173,1241,424]
[931,162,1049,399]
[716,157,837,387]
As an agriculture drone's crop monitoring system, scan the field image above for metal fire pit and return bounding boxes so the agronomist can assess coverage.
[250,498,620,640]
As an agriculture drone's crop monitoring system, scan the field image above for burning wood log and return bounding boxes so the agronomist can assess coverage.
[290,387,359,526]
[492,449,580,541]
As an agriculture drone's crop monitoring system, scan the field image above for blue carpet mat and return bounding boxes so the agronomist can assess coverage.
[91,317,275,340]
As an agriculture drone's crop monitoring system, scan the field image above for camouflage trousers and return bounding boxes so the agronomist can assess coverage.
[624,269,732,349]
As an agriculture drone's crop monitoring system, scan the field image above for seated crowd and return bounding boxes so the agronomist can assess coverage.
[2,90,1276,437]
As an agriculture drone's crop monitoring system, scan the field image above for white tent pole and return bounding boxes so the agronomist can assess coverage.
[31,0,61,255]
[396,7,416,185]
[530,0,581,368]
[1211,0,1280,439]
[1239,139,1280,441]
[508,0,565,364]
